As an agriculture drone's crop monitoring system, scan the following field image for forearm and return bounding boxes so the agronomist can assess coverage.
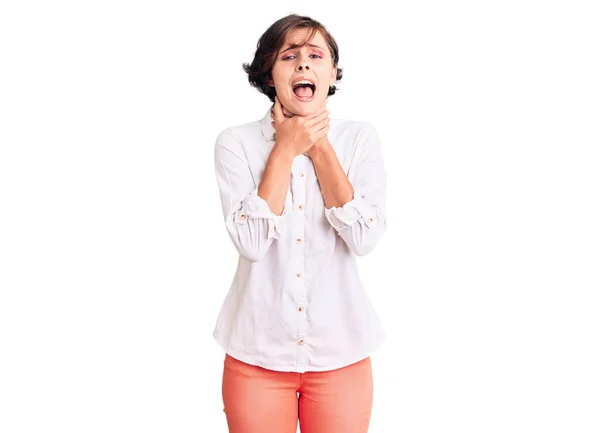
[310,142,354,209]
[257,144,295,216]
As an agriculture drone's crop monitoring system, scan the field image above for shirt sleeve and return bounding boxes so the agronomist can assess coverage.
[214,129,289,262]
[324,122,387,256]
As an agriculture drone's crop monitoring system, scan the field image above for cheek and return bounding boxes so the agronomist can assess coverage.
[315,67,333,82]
[276,83,291,95]
[271,68,292,91]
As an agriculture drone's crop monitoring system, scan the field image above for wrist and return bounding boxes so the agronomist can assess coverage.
[308,139,331,160]
[272,142,297,161]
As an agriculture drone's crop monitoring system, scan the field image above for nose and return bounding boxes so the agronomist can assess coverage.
[295,51,311,71]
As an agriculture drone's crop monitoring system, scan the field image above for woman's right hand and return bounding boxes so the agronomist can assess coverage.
[271,96,330,157]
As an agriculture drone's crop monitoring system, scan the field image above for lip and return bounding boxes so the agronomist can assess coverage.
[291,76,316,87]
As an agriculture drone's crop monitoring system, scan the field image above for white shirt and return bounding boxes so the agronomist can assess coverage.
[212,104,387,373]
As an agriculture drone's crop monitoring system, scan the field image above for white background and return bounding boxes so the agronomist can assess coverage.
[1,1,599,432]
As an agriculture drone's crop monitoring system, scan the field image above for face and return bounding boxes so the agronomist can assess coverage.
[268,28,337,117]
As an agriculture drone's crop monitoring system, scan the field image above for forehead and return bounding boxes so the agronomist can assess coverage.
[283,27,326,47]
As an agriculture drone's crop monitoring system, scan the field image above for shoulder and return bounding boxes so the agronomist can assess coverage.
[214,118,263,156]
[215,120,260,144]
[330,117,381,154]
[331,116,378,137]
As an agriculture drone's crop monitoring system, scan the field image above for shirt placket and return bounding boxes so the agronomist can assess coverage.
[292,157,309,373]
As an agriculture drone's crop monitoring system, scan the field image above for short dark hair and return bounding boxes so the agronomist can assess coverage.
[242,14,343,103]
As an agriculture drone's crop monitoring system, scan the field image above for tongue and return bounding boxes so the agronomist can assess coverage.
[293,86,314,98]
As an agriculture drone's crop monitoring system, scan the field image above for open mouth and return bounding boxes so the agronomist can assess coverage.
[292,82,316,102]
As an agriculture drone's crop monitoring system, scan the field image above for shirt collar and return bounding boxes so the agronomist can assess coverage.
[260,103,276,143]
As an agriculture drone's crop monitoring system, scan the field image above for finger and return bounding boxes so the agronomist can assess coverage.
[309,116,330,137]
[305,109,329,128]
[305,110,328,129]
[306,106,328,120]
[272,96,282,122]
[314,123,329,141]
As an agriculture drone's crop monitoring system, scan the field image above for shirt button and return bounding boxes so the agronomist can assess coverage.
[368,217,373,222]
[296,238,302,244]
[298,306,304,312]
[299,172,305,177]
[240,214,247,220]
[298,340,305,346]
[274,225,277,231]
[298,204,304,210]
[296,273,302,278]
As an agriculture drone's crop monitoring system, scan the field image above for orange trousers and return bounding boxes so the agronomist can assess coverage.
[221,353,373,433]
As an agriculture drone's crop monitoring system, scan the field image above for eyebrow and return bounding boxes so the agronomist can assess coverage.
[280,43,325,54]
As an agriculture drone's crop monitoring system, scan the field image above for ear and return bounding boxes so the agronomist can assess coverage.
[330,67,337,86]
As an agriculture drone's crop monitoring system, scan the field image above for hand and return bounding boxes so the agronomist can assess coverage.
[303,125,331,158]
[302,98,331,158]
[270,96,330,158]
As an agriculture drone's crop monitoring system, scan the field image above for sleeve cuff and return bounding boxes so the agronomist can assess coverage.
[234,187,287,239]
[324,188,379,231]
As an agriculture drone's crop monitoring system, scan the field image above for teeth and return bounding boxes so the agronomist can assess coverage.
[293,79,314,88]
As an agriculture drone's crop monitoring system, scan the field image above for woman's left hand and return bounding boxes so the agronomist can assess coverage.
[303,100,330,158]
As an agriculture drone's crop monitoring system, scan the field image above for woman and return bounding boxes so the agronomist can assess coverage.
[213,13,388,433]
